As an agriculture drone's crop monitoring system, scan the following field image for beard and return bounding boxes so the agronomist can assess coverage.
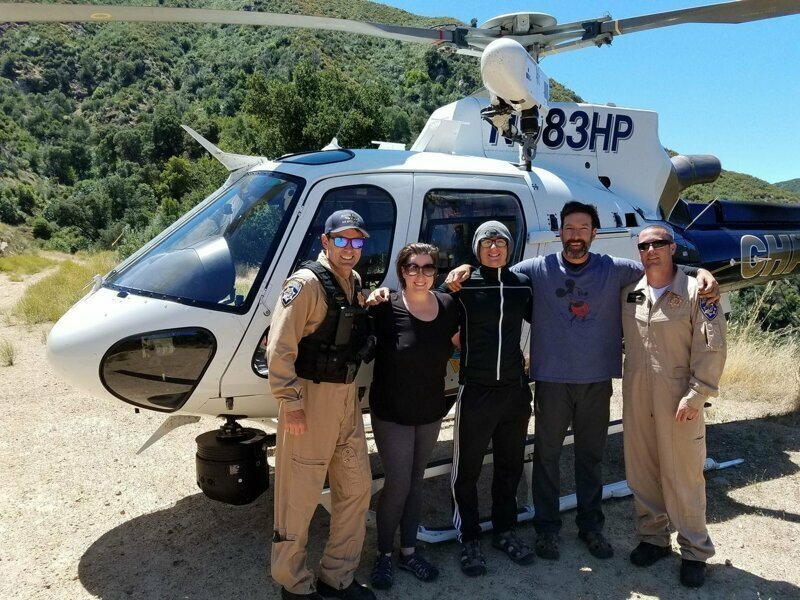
[563,239,589,260]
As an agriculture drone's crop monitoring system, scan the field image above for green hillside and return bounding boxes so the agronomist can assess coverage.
[0,0,796,257]
[776,178,800,194]
[681,171,800,204]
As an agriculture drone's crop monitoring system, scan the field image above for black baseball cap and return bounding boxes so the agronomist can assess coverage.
[324,209,369,237]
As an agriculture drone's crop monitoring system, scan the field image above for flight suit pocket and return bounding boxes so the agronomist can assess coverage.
[670,366,691,396]
[702,321,723,350]
[330,444,367,499]
[287,455,328,536]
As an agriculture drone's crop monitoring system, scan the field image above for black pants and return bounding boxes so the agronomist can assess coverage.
[451,380,532,542]
[531,380,612,535]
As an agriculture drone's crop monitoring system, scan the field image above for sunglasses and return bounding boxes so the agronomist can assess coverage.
[402,263,437,277]
[479,238,508,248]
[329,236,365,249]
[637,239,672,251]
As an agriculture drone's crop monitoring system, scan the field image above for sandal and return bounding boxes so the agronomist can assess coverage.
[535,532,560,560]
[579,530,614,559]
[492,530,535,565]
[399,551,439,582]
[460,540,486,577]
[370,553,394,590]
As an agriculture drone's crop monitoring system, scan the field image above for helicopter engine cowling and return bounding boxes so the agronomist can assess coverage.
[658,154,722,220]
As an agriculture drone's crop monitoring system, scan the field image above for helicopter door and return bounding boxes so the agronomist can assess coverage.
[217,173,412,418]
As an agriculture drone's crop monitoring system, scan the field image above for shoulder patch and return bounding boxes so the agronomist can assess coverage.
[700,300,718,321]
[281,279,304,307]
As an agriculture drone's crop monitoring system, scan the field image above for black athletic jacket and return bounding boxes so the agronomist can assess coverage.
[451,266,532,386]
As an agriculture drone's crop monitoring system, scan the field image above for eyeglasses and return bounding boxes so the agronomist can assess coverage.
[329,236,365,249]
[479,238,508,248]
[637,239,672,251]
[402,263,437,277]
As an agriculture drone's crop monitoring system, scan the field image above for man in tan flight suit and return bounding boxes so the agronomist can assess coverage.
[621,224,727,589]
[267,209,375,600]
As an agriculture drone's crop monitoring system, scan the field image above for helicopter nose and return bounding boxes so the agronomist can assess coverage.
[47,289,116,399]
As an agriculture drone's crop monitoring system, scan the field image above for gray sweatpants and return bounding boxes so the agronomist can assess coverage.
[372,415,442,553]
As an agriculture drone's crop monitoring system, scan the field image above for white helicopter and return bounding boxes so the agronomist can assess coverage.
[5,1,800,521]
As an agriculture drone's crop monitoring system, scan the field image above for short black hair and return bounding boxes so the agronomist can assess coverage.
[560,201,600,230]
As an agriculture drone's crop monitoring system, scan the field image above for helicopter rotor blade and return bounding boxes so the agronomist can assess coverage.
[601,0,800,37]
[0,3,457,46]
[526,0,800,57]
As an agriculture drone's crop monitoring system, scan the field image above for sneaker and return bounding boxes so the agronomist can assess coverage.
[316,578,376,600]
[281,588,324,599]
[578,530,614,559]
[630,542,671,567]
[399,551,439,582]
[491,530,535,566]
[534,532,560,560]
[460,539,487,577]
[370,554,394,590]
[680,559,706,588]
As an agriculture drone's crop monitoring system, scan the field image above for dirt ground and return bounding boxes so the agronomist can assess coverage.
[1,269,798,600]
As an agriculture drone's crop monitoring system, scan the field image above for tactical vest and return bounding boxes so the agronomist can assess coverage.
[295,261,369,384]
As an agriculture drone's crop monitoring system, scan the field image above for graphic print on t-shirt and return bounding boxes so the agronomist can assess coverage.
[555,278,593,324]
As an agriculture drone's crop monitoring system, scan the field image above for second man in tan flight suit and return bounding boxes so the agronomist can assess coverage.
[267,209,376,600]
[621,224,727,589]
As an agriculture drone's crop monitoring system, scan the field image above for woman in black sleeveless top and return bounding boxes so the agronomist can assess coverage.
[367,243,458,589]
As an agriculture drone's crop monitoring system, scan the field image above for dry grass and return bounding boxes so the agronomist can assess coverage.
[0,254,56,281]
[722,284,800,411]
[0,339,17,366]
[12,253,118,325]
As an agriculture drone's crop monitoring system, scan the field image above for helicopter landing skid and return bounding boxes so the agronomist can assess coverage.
[412,454,742,544]
[317,418,742,543]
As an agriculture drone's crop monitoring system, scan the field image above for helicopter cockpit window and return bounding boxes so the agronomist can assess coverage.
[105,172,304,313]
[420,190,525,285]
[293,185,396,290]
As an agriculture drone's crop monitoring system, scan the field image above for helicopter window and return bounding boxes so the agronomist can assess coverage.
[420,190,526,283]
[277,149,355,165]
[105,172,304,314]
[100,328,216,413]
[293,185,396,290]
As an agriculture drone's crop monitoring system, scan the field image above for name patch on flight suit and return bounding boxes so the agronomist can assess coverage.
[626,291,645,304]
[281,279,304,306]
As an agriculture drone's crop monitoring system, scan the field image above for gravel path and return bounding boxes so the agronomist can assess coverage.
[1,271,798,599]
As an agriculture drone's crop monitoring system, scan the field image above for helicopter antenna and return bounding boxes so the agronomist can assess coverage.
[181,126,263,172]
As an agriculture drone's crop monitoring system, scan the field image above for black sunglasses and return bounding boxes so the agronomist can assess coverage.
[402,263,437,277]
[637,239,672,251]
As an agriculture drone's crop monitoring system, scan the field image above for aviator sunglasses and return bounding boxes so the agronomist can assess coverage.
[637,239,672,251]
[402,263,437,277]
[329,236,366,249]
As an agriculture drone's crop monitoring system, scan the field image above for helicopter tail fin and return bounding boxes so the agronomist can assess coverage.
[181,125,264,172]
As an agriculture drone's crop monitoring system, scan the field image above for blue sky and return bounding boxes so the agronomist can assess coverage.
[380,0,800,184]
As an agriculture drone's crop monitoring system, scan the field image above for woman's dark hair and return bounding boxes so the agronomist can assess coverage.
[395,243,439,289]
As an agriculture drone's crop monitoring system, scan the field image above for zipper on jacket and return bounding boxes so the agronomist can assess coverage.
[497,267,503,380]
